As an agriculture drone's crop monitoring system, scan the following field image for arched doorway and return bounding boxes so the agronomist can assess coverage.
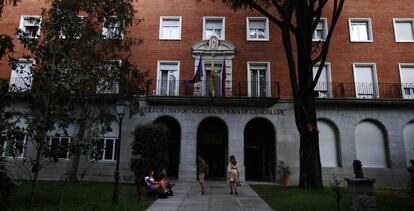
[318,119,341,167]
[197,117,228,179]
[244,118,276,181]
[154,116,181,178]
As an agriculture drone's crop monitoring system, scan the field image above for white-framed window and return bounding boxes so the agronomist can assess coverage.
[103,16,123,39]
[9,59,34,92]
[19,16,41,39]
[203,17,225,40]
[246,17,269,41]
[399,64,414,99]
[247,62,271,97]
[2,135,26,159]
[96,60,121,94]
[348,18,373,42]
[157,61,180,96]
[90,138,119,161]
[313,18,328,41]
[47,136,72,160]
[353,63,378,99]
[60,16,84,39]
[393,19,414,42]
[313,63,332,98]
[159,16,182,40]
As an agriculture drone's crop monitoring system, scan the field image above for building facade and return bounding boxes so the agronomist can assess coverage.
[1,0,414,187]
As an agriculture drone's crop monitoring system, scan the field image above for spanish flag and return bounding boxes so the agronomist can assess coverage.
[210,62,215,96]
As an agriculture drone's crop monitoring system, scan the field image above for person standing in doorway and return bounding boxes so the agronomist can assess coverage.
[227,155,240,195]
[197,155,207,195]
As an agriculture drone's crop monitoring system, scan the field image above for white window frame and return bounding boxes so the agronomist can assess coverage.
[393,18,414,43]
[203,16,225,40]
[60,16,84,39]
[102,16,124,39]
[47,136,72,160]
[246,17,269,41]
[247,62,271,97]
[159,16,182,40]
[313,62,332,98]
[348,18,373,42]
[2,136,26,159]
[156,61,180,96]
[353,63,379,99]
[96,60,122,94]
[89,137,119,162]
[9,59,35,92]
[19,15,41,39]
[313,18,328,41]
[399,63,414,99]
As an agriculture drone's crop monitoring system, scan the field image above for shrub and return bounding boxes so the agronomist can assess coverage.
[130,123,169,179]
[0,157,16,210]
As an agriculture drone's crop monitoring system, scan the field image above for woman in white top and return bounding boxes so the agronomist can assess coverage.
[227,155,240,195]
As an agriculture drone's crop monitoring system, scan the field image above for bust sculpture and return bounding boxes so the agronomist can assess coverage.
[353,160,364,178]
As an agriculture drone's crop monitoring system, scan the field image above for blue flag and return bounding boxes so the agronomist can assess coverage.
[184,57,203,86]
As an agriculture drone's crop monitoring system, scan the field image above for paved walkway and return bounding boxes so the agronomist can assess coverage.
[147,181,273,211]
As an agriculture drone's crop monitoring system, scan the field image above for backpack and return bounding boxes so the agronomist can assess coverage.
[204,162,210,175]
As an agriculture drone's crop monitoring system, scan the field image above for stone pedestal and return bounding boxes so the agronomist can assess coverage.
[345,178,377,211]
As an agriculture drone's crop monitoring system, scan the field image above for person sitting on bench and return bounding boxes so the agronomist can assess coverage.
[156,168,173,195]
[144,169,169,193]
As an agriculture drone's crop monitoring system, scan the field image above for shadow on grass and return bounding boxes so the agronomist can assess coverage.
[251,185,414,211]
[10,180,154,211]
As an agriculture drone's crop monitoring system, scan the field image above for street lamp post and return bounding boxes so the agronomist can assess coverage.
[112,100,128,204]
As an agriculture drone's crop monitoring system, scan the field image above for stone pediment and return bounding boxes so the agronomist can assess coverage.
[192,36,236,57]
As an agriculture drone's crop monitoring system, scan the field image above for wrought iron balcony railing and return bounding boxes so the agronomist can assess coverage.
[2,77,414,100]
[145,80,281,98]
[313,82,414,100]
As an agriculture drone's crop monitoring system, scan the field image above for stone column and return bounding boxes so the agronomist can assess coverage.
[345,178,377,211]
[227,118,245,182]
[178,118,198,181]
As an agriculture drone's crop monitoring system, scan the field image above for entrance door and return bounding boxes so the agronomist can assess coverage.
[154,116,181,178]
[244,118,276,181]
[197,117,228,179]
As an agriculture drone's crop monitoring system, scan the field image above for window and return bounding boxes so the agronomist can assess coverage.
[313,63,331,98]
[96,60,121,94]
[203,17,225,40]
[47,136,71,160]
[248,62,270,97]
[399,64,414,99]
[2,134,26,158]
[9,59,34,92]
[19,16,41,39]
[393,19,414,42]
[60,16,84,39]
[348,19,373,42]
[159,16,182,40]
[313,18,328,41]
[246,17,269,41]
[157,61,180,96]
[103,16,123,39]
[353,64,378,99]
[90,138,118,161]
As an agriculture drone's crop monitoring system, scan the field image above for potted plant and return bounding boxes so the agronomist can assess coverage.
[277,161,292,187]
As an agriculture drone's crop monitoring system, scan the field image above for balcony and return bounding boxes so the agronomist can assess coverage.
[145,80,281,106]
[313,82,414,99]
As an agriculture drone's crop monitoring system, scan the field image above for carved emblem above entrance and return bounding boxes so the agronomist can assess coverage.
[208,35,220,50]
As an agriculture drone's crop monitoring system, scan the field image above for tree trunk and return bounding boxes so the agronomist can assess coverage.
[69,103,88,182]
[297,90,323,189]
[29,138,43,207]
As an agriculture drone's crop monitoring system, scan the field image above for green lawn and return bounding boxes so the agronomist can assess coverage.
[251,185,414,211]
[9,180,154,211]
